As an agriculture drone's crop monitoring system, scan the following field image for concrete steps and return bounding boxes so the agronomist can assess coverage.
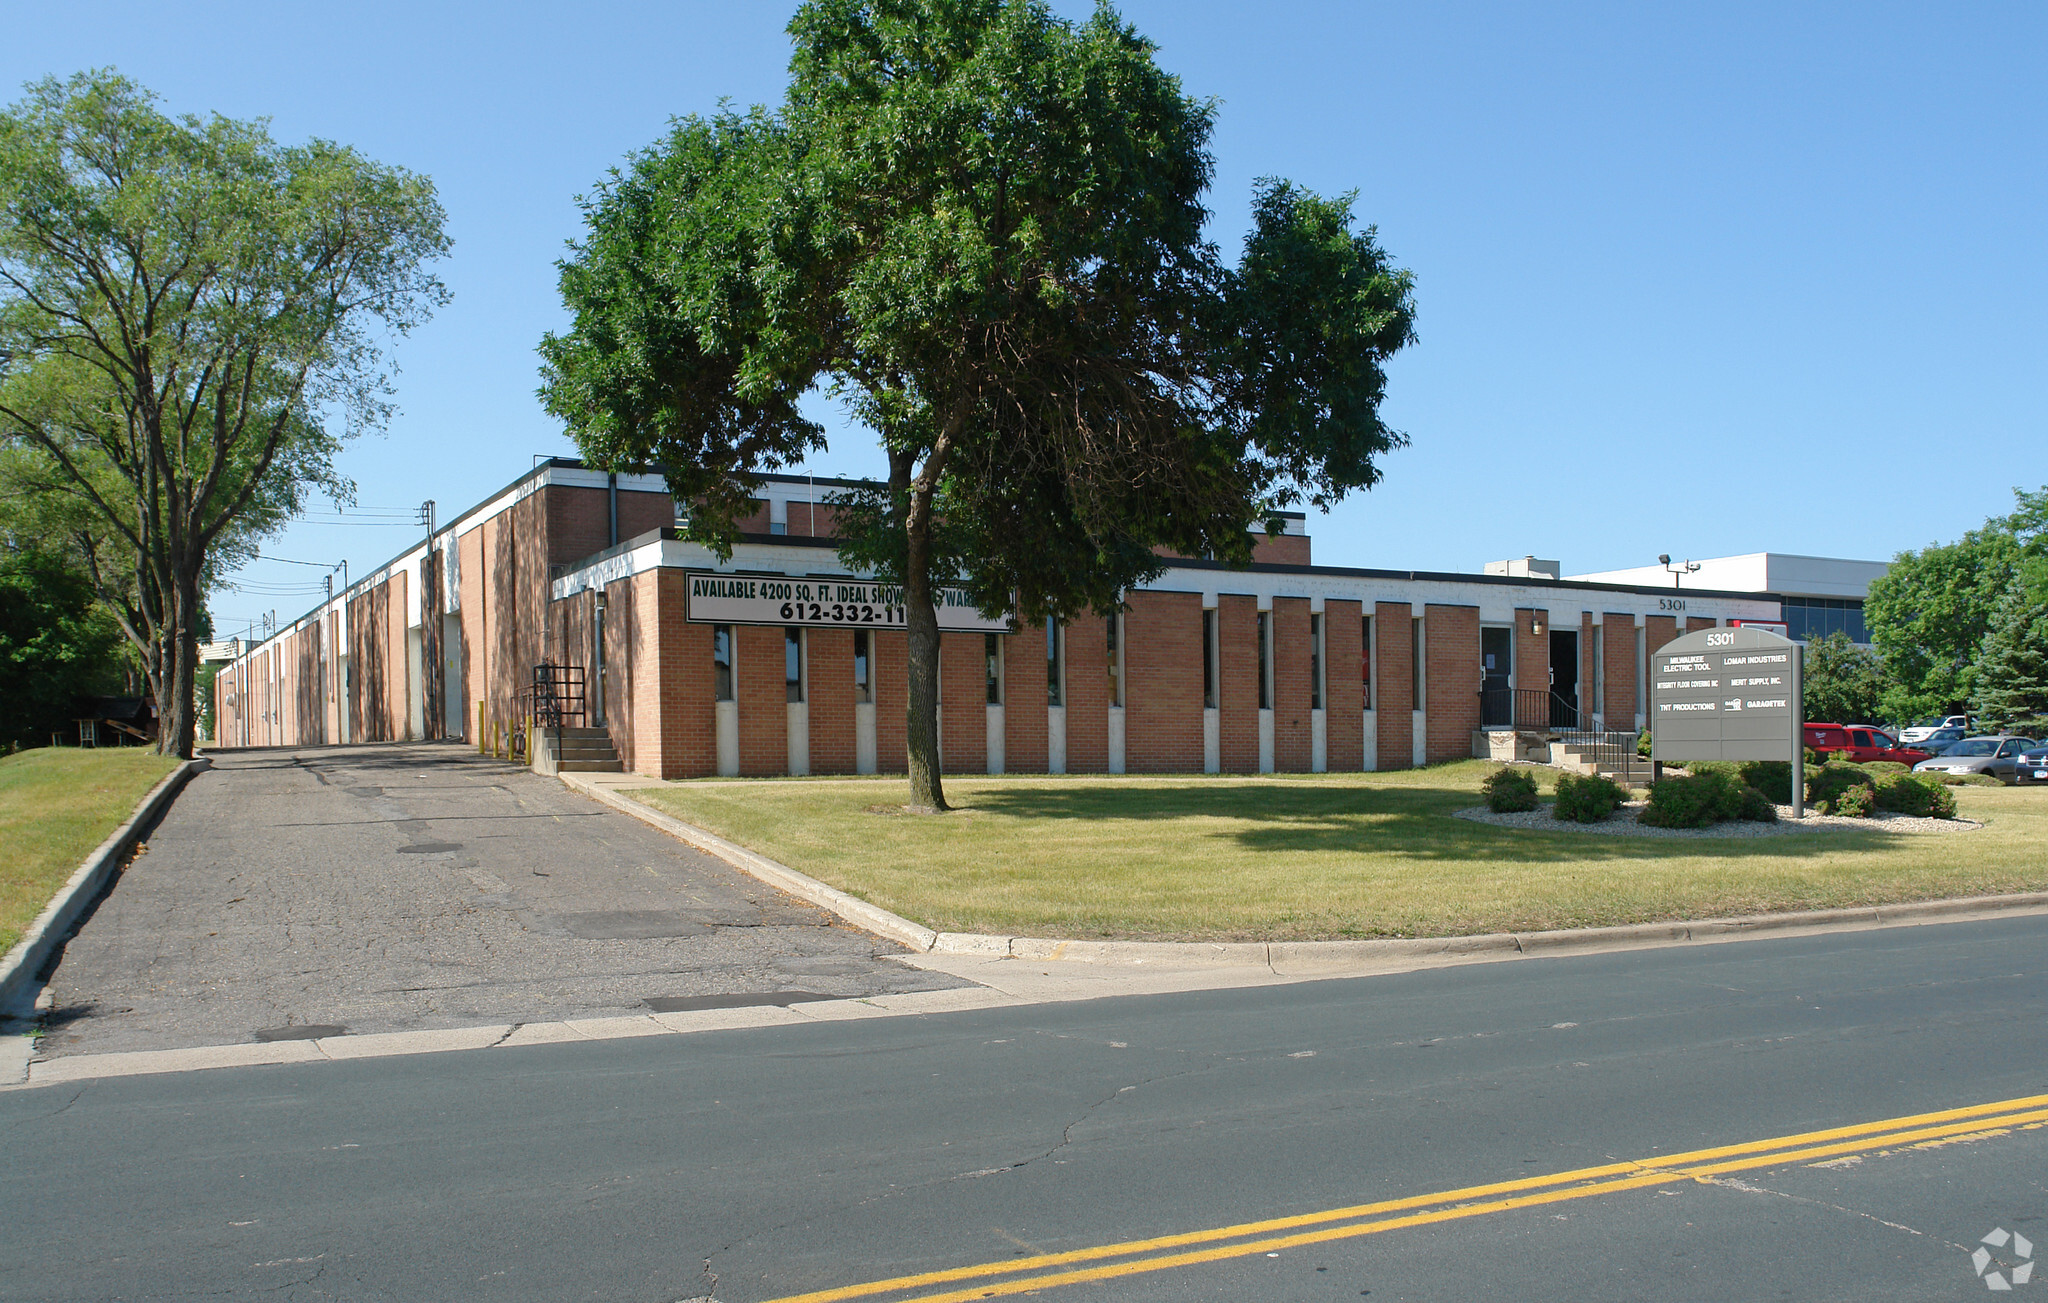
[533,725,624,775]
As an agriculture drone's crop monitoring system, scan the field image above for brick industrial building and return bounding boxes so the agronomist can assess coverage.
[214,459,1781,776]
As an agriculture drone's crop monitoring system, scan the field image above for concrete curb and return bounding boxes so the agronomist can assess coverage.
[560,774,2048,970]
[559,775,940,952]
[0,757,206,1015]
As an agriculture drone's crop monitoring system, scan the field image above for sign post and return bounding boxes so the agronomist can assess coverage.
[1649,626,1805,818]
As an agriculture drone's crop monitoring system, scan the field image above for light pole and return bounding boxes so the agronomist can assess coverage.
[1659,553,1700,588]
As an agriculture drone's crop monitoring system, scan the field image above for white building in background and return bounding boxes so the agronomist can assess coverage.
[1564,553,1889,644]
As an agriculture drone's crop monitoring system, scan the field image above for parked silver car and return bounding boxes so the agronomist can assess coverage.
[1912,736,2039,785]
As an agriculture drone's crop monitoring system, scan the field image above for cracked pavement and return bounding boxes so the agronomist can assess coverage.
[34,743,970,1057]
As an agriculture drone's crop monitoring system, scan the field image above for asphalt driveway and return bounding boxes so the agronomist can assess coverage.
[37,743,968,1057]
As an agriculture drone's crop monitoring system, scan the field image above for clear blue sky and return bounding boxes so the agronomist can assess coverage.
[7,2,2043,638]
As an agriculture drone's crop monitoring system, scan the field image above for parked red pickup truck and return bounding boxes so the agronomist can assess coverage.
[1803,723,1934,765]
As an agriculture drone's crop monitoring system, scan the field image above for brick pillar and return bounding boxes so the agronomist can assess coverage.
[1064,616,1109,772]
[736,624,788,776]
[939,632,987,774]
[1580,611,1597,724]
[1603,615,1637,726]
[1375,601,1413,770]
[1425,604,1481,763]
[655,570,715,779]
[1218,594,1260,773]
[1324,599,1364,771]
[1514,608,1548,700]
[1124,591,1203,772]
[1004,624,1049,773]
[1272,597,1312,771]
[808,627,857,774]
[1645,615,1680,665]
[874,628,908,773]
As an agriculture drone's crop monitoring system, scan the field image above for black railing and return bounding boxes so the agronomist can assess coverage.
[525,661,586,729]
[1477,686,1643,784]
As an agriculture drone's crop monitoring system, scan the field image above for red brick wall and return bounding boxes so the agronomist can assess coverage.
[1251,534,1311,565]
[547,485,613,566]
[1218,595,1260,773]
[1424,604,1480,763]
[939,631,987,774]
[874,628,908,773]
[808,627,858,774]
[1004,625,1048,773]
[736,623,788,776]
[1325,599,1363,771]
[617,488,675,541]
[1645,615,1680,667]
[1603,616,1637,725]
[1514,608,1548,698]
[1375,601,1414,770]
[1064,617,1109,773]
[785,501,846,538]
[1272,597,1313,772]
[1124,590,1204,773]
[459,527,485,741]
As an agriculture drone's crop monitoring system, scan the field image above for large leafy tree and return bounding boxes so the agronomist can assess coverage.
[0,546,129,750]
[1867,487,2046,723]
[0,71,449,758]
[541,0,1417,809]
[1800,631,1888,725]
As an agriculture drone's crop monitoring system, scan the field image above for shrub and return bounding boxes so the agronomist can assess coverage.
[1637,730,1653,758]
[1860,760,1910,775]
[1482,765,1540,813]
[1640,770,1744,829]
[1829,783,1876,818]
[1737,785,1780,822]
[1873,773,1958,819]
[1553,771,1627,823]
[1807,763,1878,815]
[1691,759,1794,804]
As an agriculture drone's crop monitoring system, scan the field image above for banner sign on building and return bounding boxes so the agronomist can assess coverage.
[684,571,1009,632]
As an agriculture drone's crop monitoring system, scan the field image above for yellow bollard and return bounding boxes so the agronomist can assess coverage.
[477,701,486,754]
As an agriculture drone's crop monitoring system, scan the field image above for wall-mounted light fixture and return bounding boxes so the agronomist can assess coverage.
[1531,615,1546,635]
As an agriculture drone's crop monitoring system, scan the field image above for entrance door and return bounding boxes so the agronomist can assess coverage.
[1549,630,1580,727]
[1480,627,1513,725]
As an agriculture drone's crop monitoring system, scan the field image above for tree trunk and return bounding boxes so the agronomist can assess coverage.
[158,566,202,759]
[902,494,949,813]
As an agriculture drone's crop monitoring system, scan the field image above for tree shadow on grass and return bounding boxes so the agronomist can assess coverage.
[965,781,1909,865]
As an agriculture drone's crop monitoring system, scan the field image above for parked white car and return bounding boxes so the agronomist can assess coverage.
[1900,715,1972,744]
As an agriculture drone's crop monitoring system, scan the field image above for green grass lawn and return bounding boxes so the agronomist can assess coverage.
[631,760,2048,942]
[0,748,179,957]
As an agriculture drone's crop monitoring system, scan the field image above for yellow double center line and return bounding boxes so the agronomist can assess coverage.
[765,1091,2048,1303]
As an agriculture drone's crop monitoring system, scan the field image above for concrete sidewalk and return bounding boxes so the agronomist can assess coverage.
[33,743,969,1059]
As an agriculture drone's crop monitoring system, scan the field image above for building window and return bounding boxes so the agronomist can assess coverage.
[985,633,1002,705]
[1362,615,1372,710]
[1202,609,1218,709]
[854,629,872,703]
[1107,613,1123,708]
[1047,620,1063,707]
[785,628,804,703]
[1410,617,1423,708]
[1257,611,1272,710]
[713,625,734,702]
[1779,596,1868,644]
[1310,613,1324,710]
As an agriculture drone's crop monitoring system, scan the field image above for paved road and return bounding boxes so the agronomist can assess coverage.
[37,743,966,1056]
[4,913,2045,1301]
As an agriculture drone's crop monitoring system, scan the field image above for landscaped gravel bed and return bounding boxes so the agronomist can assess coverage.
[1453,801,1983,838]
